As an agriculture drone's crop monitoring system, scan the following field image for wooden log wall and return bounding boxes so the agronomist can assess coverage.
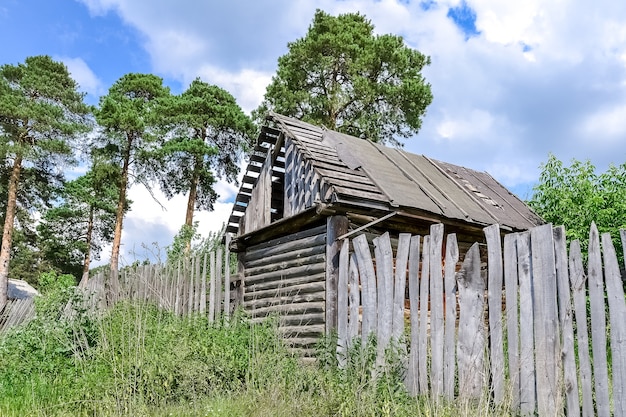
[336,222,626,417]
[240,223,327,358]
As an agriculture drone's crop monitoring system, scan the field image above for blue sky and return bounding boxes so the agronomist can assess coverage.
[2,0,626,265]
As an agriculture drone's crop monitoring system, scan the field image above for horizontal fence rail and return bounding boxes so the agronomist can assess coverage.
[336,222,626,417]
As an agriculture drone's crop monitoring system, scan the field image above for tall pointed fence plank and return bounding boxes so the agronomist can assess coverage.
[443,233,458,399]
[393,233,411,345]
[224,235,231,319]
[188,256,195,312]
[588,223,610,417]
[604,232,626,416]
[200,253,207,314]
[194,254,201,312]
[216,248,223,320]
[569,240,594,417]
[517,231,536,416]
[347,253,360,345]
[503,233,520,410]
[337,239,350,367]
[353,234,377,344]
[418,236,431,394]
[531,224,561,416]
[553,226,580,417]
[405,235,421,396]
[429,224,445,397]
[484,224,505,404]
[209,251,216,322]
[456,242,486,399]
[374,233,394,367]
[174,259,182,316]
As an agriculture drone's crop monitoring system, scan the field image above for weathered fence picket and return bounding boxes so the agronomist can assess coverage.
[569,240,594,417]
[588,223,610,417]
[405,235,421,396]
[442,233,457,400]
[554,226,579,417]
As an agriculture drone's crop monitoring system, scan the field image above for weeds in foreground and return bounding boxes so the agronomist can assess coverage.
[0,290,512,416]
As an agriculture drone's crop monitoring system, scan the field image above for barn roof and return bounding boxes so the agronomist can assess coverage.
[227,113,542,235]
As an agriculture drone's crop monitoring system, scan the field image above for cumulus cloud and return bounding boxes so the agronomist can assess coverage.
[58,56,103,96]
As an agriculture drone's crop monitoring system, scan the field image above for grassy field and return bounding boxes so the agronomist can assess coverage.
[0,287,510,416]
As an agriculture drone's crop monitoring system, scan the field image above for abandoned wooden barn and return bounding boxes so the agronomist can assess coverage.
[227,112,542,357]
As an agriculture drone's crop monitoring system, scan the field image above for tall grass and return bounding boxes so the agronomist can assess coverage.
[0,288,512,416]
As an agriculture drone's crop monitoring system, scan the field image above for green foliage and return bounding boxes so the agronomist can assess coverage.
[0,55,91,297]
[37,159,122,278]
[529,154,626,262]
[256,9,433,146]
[166,222,226,265]
[151,79,254,227]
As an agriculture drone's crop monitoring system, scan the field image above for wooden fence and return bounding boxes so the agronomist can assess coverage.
[0,242,233,333]
[83,245,233,320]
[0,298,36,332]
[336,222,626,417]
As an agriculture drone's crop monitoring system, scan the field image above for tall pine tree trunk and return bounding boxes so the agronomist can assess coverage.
[183,160,201,253]
[184,164,200,228]
[0,155,22,310]
[108,136,132,304]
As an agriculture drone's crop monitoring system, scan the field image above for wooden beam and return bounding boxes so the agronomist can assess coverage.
[325,215,349,334]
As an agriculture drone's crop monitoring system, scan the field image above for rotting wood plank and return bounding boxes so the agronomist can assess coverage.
[247,300,326,317]
[278,324,326,338]
[244,273,326,293]
[243,281,326,301]
[277,312,326,326]
[224,235,231,319]
[443,233,458,399]
[352,233,377,345]
[209,252,216,322]
[531,224,562,416]
[456,242,486,399]
[374,232,394,367]
[418,236,430,394]
[553,226,580,417]
[245,263,326,286]
[429,224,445,398]
[569,240,594,417]
[393,233,410,345]
[216,248,223,320]
[244,253,326,276]
[326,216,349,334]
[244,292,326,310]
[605,232,626,416]
[484,224,505,404]
[517,232,536,416]
[348,253,360,346]
[405,235,421,396]
[244,234,326,263]
[503,233,520,410]
[337,239,350,367]
[588,223,610,417]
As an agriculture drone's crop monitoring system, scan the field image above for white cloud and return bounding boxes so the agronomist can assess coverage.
[58,56,103,96]
[193,66,272,114]
[581,105,626,141]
